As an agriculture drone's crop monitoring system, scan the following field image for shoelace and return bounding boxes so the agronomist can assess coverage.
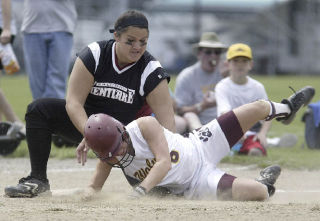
[289,86,296,94]
[19,176,33,184]
[288,86,305,109]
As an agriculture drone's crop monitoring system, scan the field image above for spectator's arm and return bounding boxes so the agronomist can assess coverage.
[1,0,12,44]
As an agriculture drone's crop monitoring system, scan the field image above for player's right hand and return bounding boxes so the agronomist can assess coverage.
[76,138,91,166]
[128,186,147,200]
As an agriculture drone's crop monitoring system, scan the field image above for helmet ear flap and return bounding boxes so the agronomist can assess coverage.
[117,126,130,143]
[122,130,130,143]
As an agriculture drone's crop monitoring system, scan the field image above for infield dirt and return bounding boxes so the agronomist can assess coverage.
[1,158,320,221]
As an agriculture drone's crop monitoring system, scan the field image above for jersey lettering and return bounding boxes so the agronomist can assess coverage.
[90,81,135,104]
[134,158,156,181]
[170,150,179,163]
[133,150,180,181]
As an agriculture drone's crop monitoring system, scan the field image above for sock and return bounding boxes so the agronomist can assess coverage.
[265,101,291,121]
[271,102,291,115]
[27,128,52,180]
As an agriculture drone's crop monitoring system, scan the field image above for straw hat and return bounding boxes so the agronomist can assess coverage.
[193,32,227,51]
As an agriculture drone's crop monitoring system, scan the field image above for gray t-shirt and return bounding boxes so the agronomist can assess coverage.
[21,0,77,33]
[174,62,223,124]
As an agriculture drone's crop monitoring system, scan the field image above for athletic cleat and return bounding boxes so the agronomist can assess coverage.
[257,165,281,185]
[4,176,51,198]
[256,165,281,197]
[277,86,315,125]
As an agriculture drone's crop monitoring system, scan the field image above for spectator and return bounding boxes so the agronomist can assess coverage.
[174,32,227,131]
[21,0,77,99]
[0,0,24,132]
[215,43,270,156]
[4,10,175,198]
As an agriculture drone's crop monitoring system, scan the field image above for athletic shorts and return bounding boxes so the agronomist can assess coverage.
[184,111,243,199]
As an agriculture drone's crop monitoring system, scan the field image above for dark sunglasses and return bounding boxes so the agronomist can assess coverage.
[202,49,223,55]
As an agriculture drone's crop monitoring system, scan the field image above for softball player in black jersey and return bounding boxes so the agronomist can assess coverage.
[5,10,175,198]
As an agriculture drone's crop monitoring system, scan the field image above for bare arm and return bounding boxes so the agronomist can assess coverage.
[88,160,112,191]
[66,58,93,135]
[66,58,94,165]
[146,80,176,132]
[82,160,112,200]
[136,116,171,192]
[1,0,12,44]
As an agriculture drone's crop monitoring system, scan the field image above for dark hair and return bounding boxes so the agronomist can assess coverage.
[110,10,149,35]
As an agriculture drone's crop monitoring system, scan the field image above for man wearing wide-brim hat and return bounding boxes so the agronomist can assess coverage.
[192,32,227,51]
[174,32,228,132]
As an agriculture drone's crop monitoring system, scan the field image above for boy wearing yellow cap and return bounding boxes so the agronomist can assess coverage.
[215,43,271,156]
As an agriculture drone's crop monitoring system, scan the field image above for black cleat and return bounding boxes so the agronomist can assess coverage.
[256,165,281,197]
[4,176,51,198]
[277,86,315,125]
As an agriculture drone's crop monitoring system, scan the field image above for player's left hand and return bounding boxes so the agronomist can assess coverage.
[76,138,91,166]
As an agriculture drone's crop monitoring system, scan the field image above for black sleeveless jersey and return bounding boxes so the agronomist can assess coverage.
[78,39,170,125]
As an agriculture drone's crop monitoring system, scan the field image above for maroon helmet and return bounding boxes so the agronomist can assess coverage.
[84,113,133,168]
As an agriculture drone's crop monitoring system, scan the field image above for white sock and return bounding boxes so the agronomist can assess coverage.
[270,102,291,116]
[265,101,291,121]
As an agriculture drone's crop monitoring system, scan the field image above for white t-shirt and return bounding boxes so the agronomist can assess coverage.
[215,76,268,117]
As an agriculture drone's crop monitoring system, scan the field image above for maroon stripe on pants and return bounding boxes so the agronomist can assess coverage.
[217,110,244,148]
[217,173,236,200]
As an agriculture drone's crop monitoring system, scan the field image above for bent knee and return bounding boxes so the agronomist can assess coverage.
[254,100,269,111]
[26,99,45,117]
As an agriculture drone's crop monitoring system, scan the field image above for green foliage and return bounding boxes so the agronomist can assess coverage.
[2,74,320,169]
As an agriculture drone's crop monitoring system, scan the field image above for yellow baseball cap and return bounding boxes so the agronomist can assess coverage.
[226,43,252,60]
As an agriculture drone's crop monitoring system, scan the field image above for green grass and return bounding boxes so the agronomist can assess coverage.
[0,73,96,159]
[2,73,320,169]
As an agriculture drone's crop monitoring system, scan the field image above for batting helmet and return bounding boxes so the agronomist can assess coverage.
[84,113,125,161]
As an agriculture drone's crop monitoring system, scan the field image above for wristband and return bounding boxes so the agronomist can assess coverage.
[195,103,202,112]
[134,185,146,196]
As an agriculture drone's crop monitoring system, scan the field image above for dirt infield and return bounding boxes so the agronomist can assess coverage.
[1,158,320,221]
